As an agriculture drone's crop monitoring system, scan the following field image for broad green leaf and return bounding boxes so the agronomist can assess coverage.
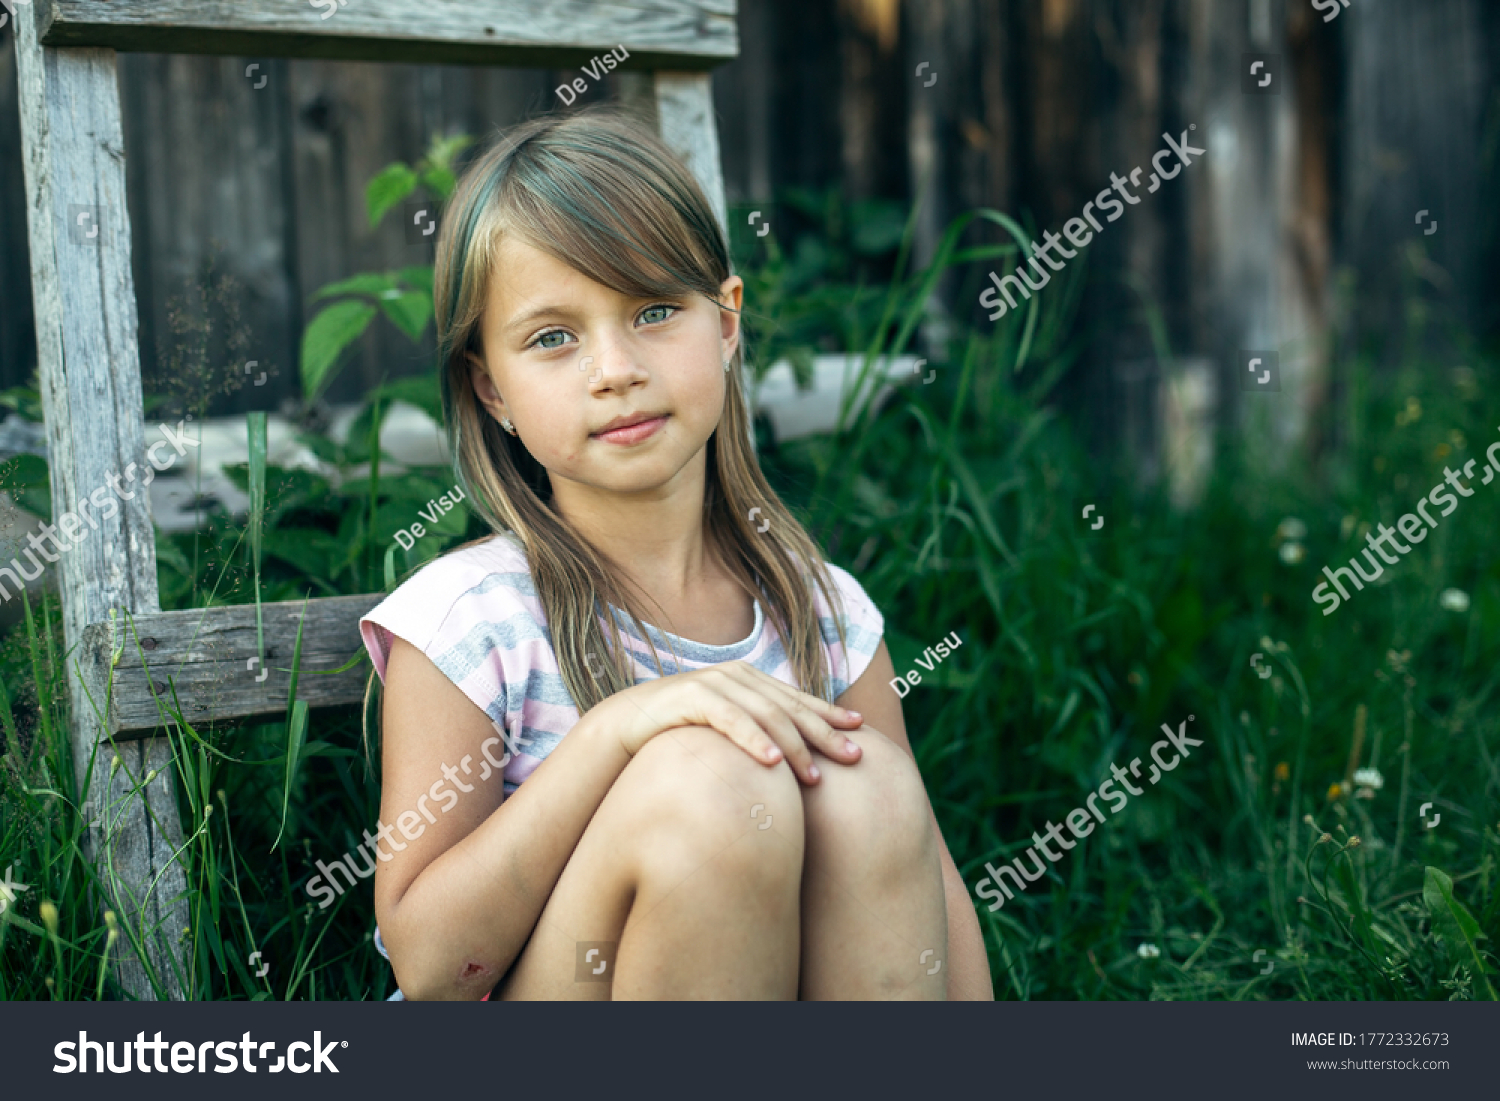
[371,374,443,425]
[312,272,397,301]
[420,166,457,200]
[301,299,377,400]
[377,288,432,342]
[367,163,419,228]
[397,265,435,297]
[1423,866,1493,996]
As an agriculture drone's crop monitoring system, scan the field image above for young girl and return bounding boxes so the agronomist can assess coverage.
[357,107,990,1000]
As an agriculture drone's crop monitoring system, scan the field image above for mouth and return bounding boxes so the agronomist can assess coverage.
[591,412,669,445]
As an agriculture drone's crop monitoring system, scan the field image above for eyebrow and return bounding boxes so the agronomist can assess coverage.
[503,304,573,335]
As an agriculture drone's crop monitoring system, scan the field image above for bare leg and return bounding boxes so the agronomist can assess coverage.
[797,727,948,1000]
[497,725,804,1000]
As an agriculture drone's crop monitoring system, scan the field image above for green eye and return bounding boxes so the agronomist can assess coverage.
[640,304,676,325]
[536,330,570,350]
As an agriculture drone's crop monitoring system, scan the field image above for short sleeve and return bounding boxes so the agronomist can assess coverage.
[816,563,885,699]
[358,535,546,739]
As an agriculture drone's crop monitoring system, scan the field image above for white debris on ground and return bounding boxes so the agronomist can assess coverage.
[0,354,931,617]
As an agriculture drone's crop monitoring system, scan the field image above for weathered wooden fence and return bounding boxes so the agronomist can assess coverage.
[4,0,1496,458]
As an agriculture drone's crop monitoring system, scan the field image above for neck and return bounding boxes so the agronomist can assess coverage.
[549,452,718,604]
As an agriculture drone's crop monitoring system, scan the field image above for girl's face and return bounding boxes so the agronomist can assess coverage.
[468,234,742,504]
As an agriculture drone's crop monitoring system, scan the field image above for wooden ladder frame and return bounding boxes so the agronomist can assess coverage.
[13,0,738,1000]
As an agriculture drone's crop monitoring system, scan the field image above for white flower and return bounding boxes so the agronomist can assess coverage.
[1439,588,1470,613]
[1278,541,1306,565]
[1353,767,1384,790]
[1137,943,1161,960]
[1276,517,1308,541]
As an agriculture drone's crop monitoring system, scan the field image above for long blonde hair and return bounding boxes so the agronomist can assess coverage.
[392,106,846,718]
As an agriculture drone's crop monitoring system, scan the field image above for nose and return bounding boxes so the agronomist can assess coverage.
[580,336,646,393]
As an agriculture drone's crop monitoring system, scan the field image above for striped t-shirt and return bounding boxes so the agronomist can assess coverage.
[358,532,886,796]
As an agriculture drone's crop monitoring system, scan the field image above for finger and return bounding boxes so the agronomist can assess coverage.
[723,662,864,727]
[691,688,788,767]
[711,681,823,783]
[732,675,863,764]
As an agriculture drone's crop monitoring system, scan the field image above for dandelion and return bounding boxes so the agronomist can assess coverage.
[1353,767,1383,790]
[1137,943,1161,960]
[1274,762,1290,782]
[1278,541,1306,565]
[1326,782,1344,801]
[1276,517,1308,542]
[1439,588,1470,613]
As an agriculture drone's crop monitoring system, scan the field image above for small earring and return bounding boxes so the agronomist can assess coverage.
[500,415,516,435]
[722,358,731,372]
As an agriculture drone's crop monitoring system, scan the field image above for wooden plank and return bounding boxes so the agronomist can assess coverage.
[81,594,382,737]
[654,71,727,235]
[38,0,738,69]
[12,5,187,999]
[119,52,302,419]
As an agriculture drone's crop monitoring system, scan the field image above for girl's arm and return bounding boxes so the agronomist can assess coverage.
[374,637,862,1000]
[373,636,635,1000]
[836,641,995,1001]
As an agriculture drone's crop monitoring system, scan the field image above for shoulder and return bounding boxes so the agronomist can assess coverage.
[359,533,543,682]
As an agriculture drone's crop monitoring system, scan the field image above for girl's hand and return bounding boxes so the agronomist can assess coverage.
[598,661,865,784]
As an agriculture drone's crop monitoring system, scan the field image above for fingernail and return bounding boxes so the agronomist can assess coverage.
[766,746,782,762]
[808,764,820,780]
[844,709,862,721]
[844,740,859,754]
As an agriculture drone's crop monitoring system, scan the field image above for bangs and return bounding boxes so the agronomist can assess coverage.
[491,112,728,306]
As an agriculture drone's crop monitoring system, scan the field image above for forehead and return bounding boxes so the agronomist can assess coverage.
[488,235,598,306]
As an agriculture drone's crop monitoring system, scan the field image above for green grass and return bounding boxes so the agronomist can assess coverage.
[1,193,1496,1000]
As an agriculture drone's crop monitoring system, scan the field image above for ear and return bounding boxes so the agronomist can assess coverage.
[716,275,744,365]
[467,352,510,426]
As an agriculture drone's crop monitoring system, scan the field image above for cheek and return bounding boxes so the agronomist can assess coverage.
[678,365,730,431]
[517,398,587,463]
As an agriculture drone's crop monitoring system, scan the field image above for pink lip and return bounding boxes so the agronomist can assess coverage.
[592,414,668,445]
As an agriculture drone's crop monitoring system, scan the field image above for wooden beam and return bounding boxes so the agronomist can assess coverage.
[654,72,727,237]
[12,5,187,999]
[81,595,381,737]
[37,0,738,69]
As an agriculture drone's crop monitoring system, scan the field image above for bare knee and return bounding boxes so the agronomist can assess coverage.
[804,727,938,875]
[612,725,805,875]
